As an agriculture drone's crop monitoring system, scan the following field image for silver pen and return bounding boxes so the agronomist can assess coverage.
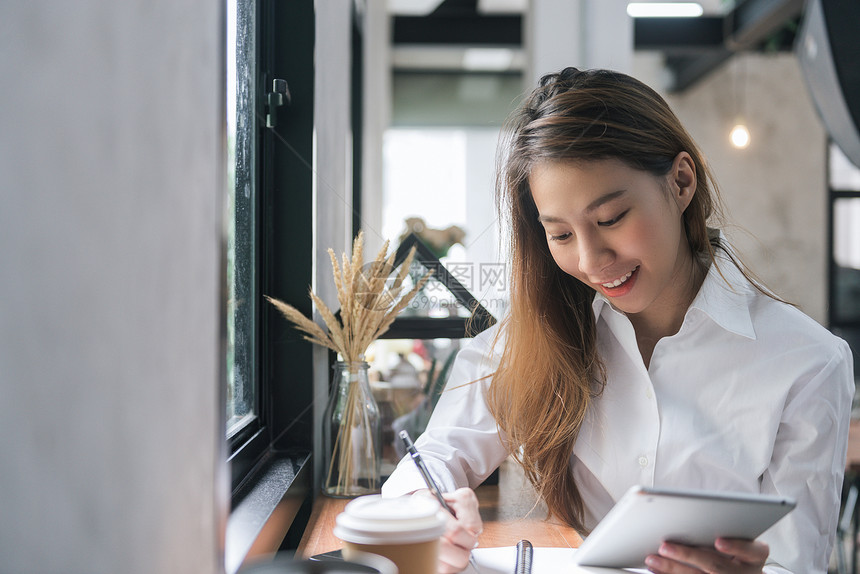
[399,430,482,573]
[399,430,454,513]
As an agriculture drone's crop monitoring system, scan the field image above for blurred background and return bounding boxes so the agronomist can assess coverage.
[2,1,858,573]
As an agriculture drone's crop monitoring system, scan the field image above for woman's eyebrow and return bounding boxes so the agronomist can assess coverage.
[537,214,566,224]
[537,189,628,223]
[585,189,627,213]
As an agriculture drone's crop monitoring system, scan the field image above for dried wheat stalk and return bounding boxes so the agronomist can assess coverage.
[265,231,431,495]
[266,230,429,363]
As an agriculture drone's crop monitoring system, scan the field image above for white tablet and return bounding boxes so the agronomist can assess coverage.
[572,485,796,569]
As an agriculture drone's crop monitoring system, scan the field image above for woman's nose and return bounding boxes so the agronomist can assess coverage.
[577,235,613,276]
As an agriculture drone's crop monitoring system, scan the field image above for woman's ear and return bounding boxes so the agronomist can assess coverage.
[670,151,697,213]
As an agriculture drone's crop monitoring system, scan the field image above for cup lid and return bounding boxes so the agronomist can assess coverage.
[334,495,447,545]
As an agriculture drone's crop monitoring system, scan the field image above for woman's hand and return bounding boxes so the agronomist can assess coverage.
[435,488,483,574]
[644,538,769,574]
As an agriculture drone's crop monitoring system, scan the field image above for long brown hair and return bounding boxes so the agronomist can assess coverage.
[487,68,724,533]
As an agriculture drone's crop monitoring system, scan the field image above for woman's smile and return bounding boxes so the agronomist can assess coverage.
[598,265,639,296]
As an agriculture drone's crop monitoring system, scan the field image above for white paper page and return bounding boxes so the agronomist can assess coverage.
[463,547,649,574]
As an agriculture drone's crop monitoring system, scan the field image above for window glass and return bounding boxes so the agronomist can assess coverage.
[382,129,509,319]
[382,129,468,244]
[365,337,467,477]
[834,198,860,271]
[829,143,860,191]
[226,0,257,437]
[833,198,860,325]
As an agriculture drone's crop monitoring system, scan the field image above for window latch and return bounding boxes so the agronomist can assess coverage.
[266,78,291,128]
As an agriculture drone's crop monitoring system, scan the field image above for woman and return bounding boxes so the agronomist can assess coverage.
[381,68,854,574]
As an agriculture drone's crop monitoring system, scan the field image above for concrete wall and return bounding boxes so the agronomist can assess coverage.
[361,0,392,261]
[661,53,828,323]
[0,2,225,573]
[312,0,355,494]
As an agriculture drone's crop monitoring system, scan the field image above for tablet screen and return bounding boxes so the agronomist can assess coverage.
[572,486,796,568]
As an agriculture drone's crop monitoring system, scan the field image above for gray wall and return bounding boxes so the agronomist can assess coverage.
[664,53,828,323]
[0,2,226,573]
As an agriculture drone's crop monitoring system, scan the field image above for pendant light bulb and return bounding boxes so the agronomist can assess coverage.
[730,122,751,149]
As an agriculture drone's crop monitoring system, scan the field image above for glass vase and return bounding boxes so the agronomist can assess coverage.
[323,361,382,497]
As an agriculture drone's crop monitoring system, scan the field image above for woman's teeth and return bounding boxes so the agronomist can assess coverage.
[602,268,635,289]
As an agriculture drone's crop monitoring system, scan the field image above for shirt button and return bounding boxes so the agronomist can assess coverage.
[638,456,648,467]
[645,388,653,399]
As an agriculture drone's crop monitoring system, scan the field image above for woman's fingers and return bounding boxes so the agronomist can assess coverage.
[443,488,483,536]
[645,539,769,574]
[645,551,703,574]
[714,537,770,564]
[438,533,472,573]
[436,488,482,573]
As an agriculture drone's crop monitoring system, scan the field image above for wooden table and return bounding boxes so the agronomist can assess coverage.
[296,458,582,558]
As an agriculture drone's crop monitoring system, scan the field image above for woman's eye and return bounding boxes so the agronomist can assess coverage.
[549,232,572,242]
[598,209,629,227]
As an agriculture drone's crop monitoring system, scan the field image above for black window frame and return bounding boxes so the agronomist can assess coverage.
[826,141,860,378]
[225,1,373,562]
[227,0,315,507]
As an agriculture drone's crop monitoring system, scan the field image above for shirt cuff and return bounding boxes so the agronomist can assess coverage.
[381,455,461,498]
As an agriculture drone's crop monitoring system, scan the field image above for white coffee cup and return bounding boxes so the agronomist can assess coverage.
[334,495,447,574]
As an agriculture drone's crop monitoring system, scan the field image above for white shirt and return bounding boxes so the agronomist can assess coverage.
[382,259,855,574]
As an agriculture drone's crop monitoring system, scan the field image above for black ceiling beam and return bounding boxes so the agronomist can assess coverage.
[635,17,724,54]
[667,51,733,92]
[431,0,479,17]
[393,15,522,46]
[666,0,804,92]
[391,0,803,93]
[728,0,804,49]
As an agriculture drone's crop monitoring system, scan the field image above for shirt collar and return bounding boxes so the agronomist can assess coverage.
[590,254,757,340]
[688,257,757,339]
